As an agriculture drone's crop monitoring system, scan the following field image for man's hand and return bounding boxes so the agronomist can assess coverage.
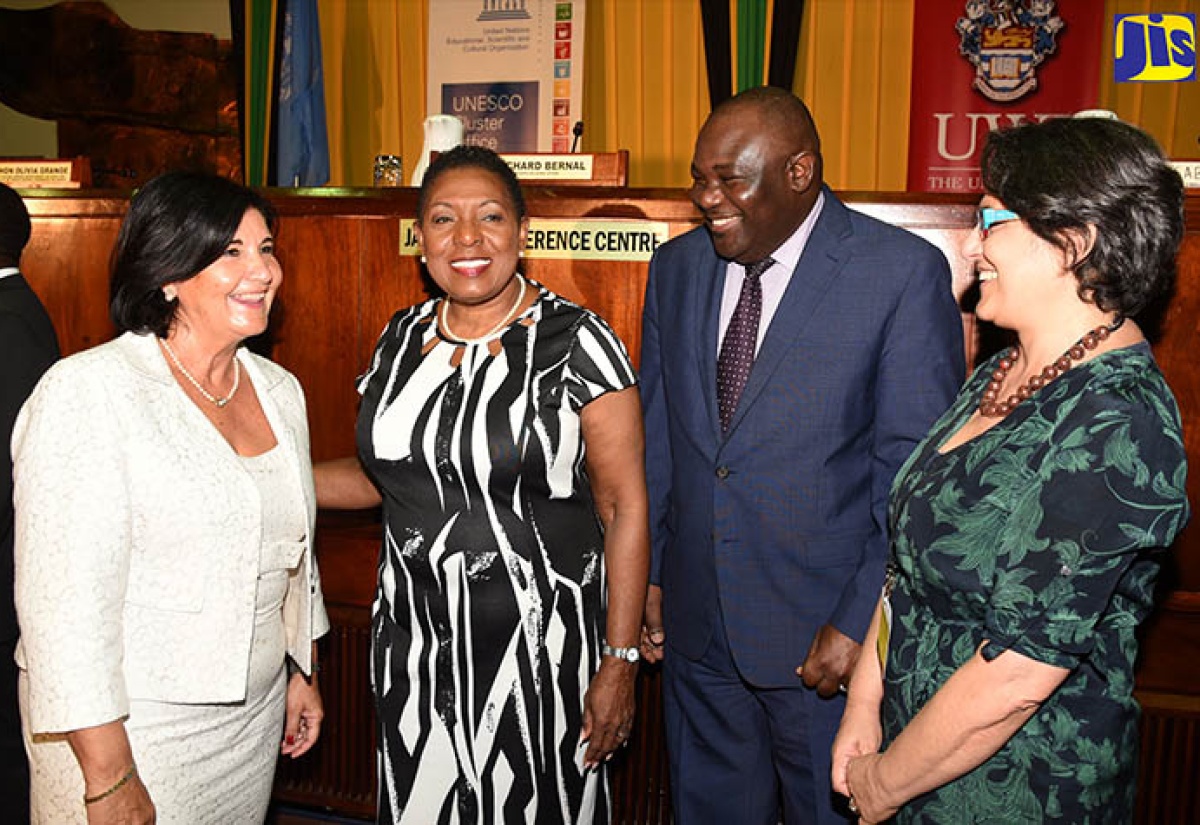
[639,584,665,663]
[797,624,861,698]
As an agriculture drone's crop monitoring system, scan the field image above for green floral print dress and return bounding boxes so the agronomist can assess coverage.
[882,342,1189,824]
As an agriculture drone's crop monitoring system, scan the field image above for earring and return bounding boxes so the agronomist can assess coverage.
[420,255,426,264]
[163,286,177,301]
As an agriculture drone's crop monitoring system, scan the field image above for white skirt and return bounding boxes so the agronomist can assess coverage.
[22,569,289,825]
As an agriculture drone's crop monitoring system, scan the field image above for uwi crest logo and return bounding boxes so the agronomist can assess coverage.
[957,1,1064,102]
[1114,14,1196,83]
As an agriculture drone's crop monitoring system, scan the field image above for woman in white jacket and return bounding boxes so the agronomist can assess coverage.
[13,172,329,824]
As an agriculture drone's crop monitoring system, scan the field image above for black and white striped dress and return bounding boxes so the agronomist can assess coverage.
[357,282,636,825]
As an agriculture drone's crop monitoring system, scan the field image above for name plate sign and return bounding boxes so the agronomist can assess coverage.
[0,160,81,188]
[401,217,669,262]
[1170,160,1200,188]
[501,153,594,181]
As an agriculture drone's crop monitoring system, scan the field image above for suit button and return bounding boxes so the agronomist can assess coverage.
[715,466,730,479]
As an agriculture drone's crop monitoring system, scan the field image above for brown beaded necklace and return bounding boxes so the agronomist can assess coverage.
[978,317,1125,418]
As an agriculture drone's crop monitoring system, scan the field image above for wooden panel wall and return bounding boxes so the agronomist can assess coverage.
[19,189,1200,822]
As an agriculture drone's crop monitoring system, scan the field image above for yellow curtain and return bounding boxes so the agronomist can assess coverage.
[318,0,427,187]
[317,0,708,189]
[585,0,710,187]
[1101,0,1200,160]
[316,0,1199,191]
[794,0,917,192]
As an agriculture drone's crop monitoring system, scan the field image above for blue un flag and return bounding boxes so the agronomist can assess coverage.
[276,0,330,186]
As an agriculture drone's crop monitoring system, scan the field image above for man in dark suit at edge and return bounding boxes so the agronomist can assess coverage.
[638,86,964,823]
[0,182,60,822]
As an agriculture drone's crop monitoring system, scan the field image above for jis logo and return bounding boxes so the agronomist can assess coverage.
[1114,14,1196,83]
[956,1,1063,102]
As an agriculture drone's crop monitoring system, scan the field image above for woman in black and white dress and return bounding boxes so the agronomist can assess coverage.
[317,146,649,824]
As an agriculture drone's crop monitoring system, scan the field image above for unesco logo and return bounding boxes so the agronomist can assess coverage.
[1114,13,1196,82]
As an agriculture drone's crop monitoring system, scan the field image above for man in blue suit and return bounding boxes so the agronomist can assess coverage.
[639,87,964,823]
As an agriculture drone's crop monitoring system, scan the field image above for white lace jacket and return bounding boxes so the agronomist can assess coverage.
[13,331,330,735]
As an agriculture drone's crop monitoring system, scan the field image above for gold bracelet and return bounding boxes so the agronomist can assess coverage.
[83,763,137,806]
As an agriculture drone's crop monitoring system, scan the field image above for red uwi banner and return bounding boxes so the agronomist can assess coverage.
[907,0,1104,193]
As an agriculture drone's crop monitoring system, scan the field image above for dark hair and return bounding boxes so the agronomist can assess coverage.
[109,172,277,336]
[0,182,32,268]
[416,145,527,222]
[980,117,1184,317]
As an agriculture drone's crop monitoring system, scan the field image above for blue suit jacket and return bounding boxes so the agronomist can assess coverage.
[641,189,964,686]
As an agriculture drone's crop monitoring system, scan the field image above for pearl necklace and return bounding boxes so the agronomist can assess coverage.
[160,338,241,408]
[438,275,527,344]
[979,317,1124,418]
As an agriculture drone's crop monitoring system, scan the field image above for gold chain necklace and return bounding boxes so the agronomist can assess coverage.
[160,338,241,408]
[438,275,527,344]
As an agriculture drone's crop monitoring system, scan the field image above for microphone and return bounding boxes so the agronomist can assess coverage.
[570,121,584,153]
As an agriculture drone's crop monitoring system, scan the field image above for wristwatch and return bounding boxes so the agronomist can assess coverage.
[602,642,641,664]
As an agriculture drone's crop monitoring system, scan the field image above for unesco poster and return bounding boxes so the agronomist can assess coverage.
[907,0,1104,193]
[427,0,586,153]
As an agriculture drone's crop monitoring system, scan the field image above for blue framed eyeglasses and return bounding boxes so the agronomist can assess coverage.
[976,207,1019,238]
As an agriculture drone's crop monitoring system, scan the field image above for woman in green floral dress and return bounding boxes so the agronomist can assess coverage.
[831,116,1190,823]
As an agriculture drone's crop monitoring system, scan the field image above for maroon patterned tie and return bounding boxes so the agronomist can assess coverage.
[717,257,774,432]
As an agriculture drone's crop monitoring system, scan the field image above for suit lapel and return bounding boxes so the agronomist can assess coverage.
[698,252,728,438]
[724,193,853,437]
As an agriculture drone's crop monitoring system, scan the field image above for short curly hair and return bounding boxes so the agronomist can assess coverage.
[415,144,526,223]
[109,171,277,337]
[980,117,1184,318]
